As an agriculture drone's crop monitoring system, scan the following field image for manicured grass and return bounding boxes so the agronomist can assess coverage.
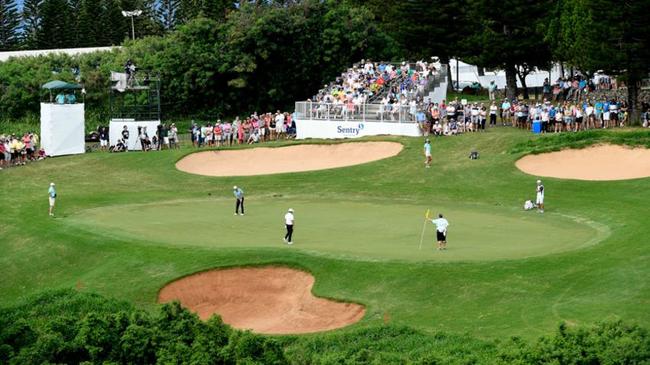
[65,198,603,262]
[1,128,649,340]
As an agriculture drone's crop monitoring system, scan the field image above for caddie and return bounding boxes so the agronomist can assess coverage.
[430,213,449,250]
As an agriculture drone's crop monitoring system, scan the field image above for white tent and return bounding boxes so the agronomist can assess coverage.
[109,119,161,150]
[40,103,85,156]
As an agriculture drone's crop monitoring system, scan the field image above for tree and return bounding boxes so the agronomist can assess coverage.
[392,0,469,90]
[0,0,20,51]
[21,0,44,49]
[77,0,105,46]
[465,0,553,100]
[175,0,201,25]
[158,0,180,30]
[102,0,129,44]
[37,0,75,49]
[120,0,163,38]
[556,0,650,123]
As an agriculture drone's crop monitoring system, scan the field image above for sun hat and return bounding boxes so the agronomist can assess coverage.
[288,208,294,212]
[50,182,55,186]
[536,180,542,184]
[233,186,237,189]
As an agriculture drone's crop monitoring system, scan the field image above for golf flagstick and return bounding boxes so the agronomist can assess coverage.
[418,209,431,250]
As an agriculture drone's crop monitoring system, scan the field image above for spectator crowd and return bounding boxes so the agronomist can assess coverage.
[308,60,439,121]
[106,110,296,152]
[188,111,296,148]
[0,132,46,170]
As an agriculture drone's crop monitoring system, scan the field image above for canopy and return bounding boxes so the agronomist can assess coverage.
[41,80,82,90]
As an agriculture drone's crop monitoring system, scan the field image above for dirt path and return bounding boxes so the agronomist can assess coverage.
[158,267,365,334]
[175,142,402,176]
[516,144,650,181]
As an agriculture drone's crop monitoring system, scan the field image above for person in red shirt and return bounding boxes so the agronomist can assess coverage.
[0,139,5,170]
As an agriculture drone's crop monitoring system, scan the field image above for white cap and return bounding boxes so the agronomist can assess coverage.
[233,186,237,189]
[288,208,294,212]
[50,182,55,186]
[536,180,542,184]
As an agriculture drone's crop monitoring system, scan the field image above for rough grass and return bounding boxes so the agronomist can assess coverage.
[510,129,650,155]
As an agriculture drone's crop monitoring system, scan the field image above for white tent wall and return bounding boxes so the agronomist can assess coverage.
[449,59,564,88]
[40,103,85,156]
[109,119,160,150]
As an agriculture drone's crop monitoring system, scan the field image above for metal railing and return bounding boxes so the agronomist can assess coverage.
[295,101,422,124]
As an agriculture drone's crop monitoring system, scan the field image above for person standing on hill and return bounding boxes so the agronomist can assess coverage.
[48,182,57,217]
[423,139,432,168]
[430,213,449,250]
[233,186,245,215]
[536,180,545,213]
[284,208,295,245]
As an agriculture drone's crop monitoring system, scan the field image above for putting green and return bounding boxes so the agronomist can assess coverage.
[66,198,607,262]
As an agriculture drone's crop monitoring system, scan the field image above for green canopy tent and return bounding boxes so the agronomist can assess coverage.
[41,80,82,103]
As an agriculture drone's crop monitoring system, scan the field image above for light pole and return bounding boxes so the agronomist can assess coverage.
[122,10,142,40]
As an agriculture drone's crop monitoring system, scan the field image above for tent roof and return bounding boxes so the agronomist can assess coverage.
[41,80,82,90]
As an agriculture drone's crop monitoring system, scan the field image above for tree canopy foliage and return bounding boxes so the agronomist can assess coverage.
[0,0,399,122]
[1,0,650,123]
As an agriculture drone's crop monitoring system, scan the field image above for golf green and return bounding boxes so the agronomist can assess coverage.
[66,198,606,262]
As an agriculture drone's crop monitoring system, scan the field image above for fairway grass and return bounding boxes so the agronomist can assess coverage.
[66,198,605,262]
[1,128,649,339]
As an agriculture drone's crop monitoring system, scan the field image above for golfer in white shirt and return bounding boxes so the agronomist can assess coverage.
[284,208,295,245]
[431,214,449,250]
[423,139,432,168]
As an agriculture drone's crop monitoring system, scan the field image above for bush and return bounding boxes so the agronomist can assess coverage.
[0,289,287,364]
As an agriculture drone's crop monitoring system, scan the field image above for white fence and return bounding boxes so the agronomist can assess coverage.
[295,101,423,124]
[294,101,422,139]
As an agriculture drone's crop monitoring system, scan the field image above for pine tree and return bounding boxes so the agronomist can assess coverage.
[176,0,201,25]
[158,0,180,30]
[37,0,74,48]
[22,0,44,49]
[77,0,104,46]
[0,0,20,50]
[120,0,162,38]
[200,0,233,20]
[102,0,128,44]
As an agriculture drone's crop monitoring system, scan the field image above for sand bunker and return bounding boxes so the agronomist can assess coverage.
[158,267,365,334]
[175,142,402,176]
[516,144,650,181]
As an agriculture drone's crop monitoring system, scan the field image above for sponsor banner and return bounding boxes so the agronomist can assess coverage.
[296,120,421,139]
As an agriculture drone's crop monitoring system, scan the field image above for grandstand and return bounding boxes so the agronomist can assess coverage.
[294,60,448,139]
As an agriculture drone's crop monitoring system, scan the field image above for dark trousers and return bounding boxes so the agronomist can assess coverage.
[285,224,293,242]
[235,197,244,214]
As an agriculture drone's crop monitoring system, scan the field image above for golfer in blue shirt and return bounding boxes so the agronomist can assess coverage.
[233,186,245,215]
[48,182,57,217]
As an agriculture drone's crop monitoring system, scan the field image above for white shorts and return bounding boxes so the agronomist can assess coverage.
[163,137,170,144]
[49,197,56,207]
[100,139,108,147]
[536,194,544,205]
